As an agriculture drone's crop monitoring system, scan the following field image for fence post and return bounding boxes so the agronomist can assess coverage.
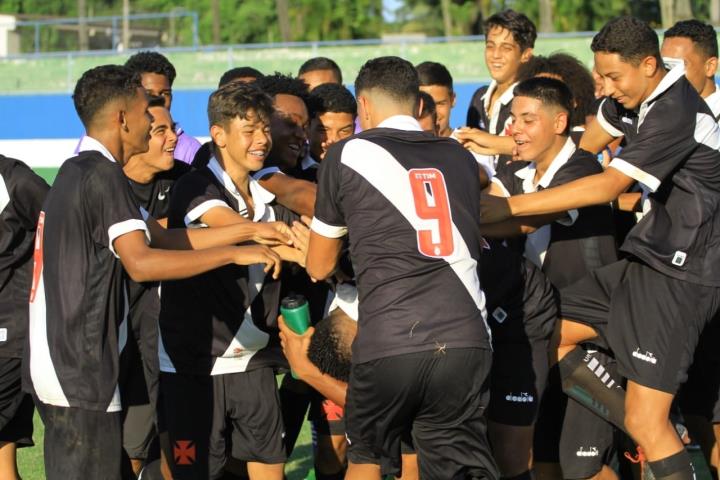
[34,23,39,54]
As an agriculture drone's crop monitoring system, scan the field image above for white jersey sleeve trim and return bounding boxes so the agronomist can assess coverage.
[311,217,348,239]
[596,100,624,138]
[184,199,232,226]
[252,166,283,181]
[609,158,661,193]
[490,177,512,197]
[108,219,150,258]
[0,174,9,215]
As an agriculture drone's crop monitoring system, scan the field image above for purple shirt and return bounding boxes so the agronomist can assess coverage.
[174,124,202,165]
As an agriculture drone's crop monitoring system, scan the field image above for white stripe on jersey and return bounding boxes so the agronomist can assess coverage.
[28,268,71,408]
[0,174,8,215]
[340,138,489,331]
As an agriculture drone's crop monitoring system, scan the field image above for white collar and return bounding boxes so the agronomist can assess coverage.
[377,115,423,131]
[481,80,518,110]
[515,137,576,192]
[704,84,720,118]
[642,63,685,107]
[301,154,319,170]
[77,135,117,163]
[207,157,275,222]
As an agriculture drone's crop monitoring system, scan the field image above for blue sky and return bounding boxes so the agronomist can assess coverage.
[383,0,403,22]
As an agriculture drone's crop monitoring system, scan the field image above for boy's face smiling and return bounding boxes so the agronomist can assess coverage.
[419,84,455,136]
[269,94,309,171]
[510,95,567,163]
[594,52,659,110]
[308,111,355,161]
[135,105,177,173]
[215,110,272,174]
[485,26,532,85]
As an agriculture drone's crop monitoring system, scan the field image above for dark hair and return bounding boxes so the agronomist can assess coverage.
[591,16,662,66]
[665,19,719,59]
[298,57,343,84]
[256,72,310,105]
[147,95,167,108]
[124,51,177,86]
[416,61,454,92]
[514,77,573,134]
[355,56,419,105]
[307,83,357,119]
[418,91,437,118]
[485,9,537,51]
[307,313,355,382]
[207,82,274,129]
[518,53,595,128]
[73,65,142,128]
[218,66,265,87]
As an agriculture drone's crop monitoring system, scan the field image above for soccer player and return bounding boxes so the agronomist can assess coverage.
[457,9,536,175]
[306,55,498,480]
[416,61,456,137]
[0,155,48,480]
[417,91,439,135]
[24,65,283,480]
[298,57,343,90]
[299,82,357,182]
[125,51,202,165]
[661,19,720,478]
[219,66,265,87]
[481,16,720,480]
[158,81,307,480]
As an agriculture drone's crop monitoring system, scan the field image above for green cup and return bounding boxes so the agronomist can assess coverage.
[280,295,311,379]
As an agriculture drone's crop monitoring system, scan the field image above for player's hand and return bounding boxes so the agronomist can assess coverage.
[278,315,316,379]
[232,245,282,279]
[290,216,311,264]
[251,221,293,246]
[480,192,513,224]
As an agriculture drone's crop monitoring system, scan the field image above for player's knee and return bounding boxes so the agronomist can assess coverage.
[624,408,666,446]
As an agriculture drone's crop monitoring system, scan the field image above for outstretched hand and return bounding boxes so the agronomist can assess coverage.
[251,221,293,246]
[233,245,282,279]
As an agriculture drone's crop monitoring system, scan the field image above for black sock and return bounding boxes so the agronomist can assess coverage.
[501,471,533,480]
[647,449,696,480]
[558,346,627,434]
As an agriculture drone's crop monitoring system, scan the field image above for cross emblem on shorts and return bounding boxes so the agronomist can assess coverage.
[174,440,196,466]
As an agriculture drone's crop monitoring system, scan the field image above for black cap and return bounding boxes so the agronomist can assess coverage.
[281,294,307,310]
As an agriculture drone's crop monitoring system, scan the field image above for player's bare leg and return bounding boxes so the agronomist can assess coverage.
[534,462,562,480]
[315,434,347,479]
[551,319,599,364]
[488,422,533,478]
[0,442,20,480]
[345,462,381,480]
[396,453,418,480]
[247,461,283,479]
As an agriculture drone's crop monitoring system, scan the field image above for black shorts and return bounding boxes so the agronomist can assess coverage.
[35,400,123,480]
[560,258,720,393]
[487,340,549,426]
[0,357,33,447]
[678,314,720,423]
[559,348,617,479]
[345,348,498,479]
[309,394,346,436]
[160,368,286,480]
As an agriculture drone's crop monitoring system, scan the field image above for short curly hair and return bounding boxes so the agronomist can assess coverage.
[73,65,142,128]
[664,19,718,59]
[485,9,537,51]
[592,16,662,66]
[125,51,177,86]
[355,56,419,105]
[307,83,357,119]
[207,82,274,129]
[256,72,310,105]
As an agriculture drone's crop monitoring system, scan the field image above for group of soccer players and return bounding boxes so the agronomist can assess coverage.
[1,7,720,480]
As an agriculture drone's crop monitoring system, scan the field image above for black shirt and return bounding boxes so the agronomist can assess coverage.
[312,115,491,364]
[599,65,720,285]
[159,157,297,375]
[493,138,617,289]
[0,156,49,358]
[26,138,149,412]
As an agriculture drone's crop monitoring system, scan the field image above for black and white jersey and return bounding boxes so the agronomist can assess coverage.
[0,156,49,358]
[466,81,522,176]
[25,137,150,412]
[704,85,720,121]
[159,157,297,376]
[597,65,720,285]
[312,115,490,364]
[492,138,617,289]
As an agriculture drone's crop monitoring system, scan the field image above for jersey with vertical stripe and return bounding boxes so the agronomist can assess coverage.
[312,115,490,364]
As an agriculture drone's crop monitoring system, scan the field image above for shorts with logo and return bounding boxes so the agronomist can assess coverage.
[678,313,720,423]
[482,244,558,426]
[159,367,286,480]
[560,257,720,394]
[0,357,33,447]
[345,348,498,479]
[309,394,346,436]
